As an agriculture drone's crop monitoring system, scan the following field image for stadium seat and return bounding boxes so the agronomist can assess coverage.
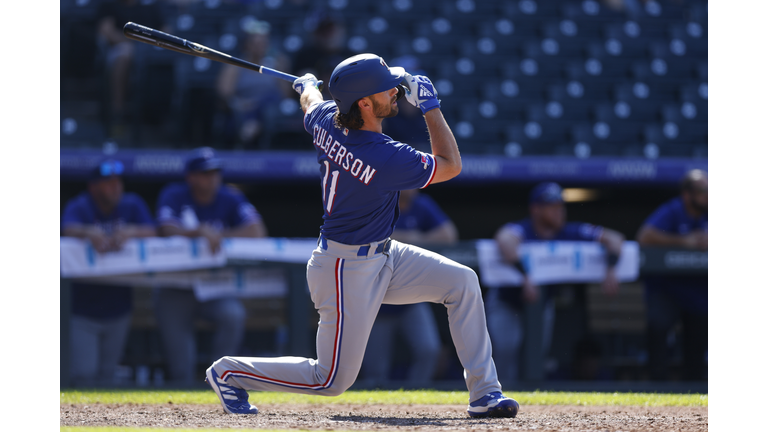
[560,0,623,21]
[501,0,560,22]
[667,22,707,57]
[643,123,703,157]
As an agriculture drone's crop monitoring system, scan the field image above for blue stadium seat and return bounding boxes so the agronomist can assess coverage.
[678,82,708,108]
[60,117,107,148]
[504,122,562,156]
[662,101,707,126]
[571,120,643,146]
[667,22,707,57]
[559,0,624,23]
[614,81,675,103]
[584,41,636,78]
[528,99,592,124]
[502,0,560,21]
[630,58,696,88]
[482,78,545,108]
[643,123,705,157]
[522,38,585,66]
[541,17,602,39]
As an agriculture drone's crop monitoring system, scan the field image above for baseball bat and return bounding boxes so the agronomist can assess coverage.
[123,22,324,91]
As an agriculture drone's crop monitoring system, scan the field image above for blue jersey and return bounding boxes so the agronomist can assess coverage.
[304,101,437,245]
[61,192,154,319]
[394,193,449,233]
[644,197,708,235]
[642,197,707,313]
[61,192,154,234]
[156,182,261,230]
[500,219,604,242]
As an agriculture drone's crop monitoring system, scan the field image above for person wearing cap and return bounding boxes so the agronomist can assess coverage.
[61,159,156,385]
[215,19,292,147]
[153,147,268,384]
[489,182,625,383]
[636,169,707,381]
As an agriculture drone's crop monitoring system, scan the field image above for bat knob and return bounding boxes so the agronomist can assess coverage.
[317,80,325,92]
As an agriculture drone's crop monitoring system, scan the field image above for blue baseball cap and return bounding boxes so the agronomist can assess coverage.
[89,159,124,182]
[530,182,564,204]
[185,147,223,173]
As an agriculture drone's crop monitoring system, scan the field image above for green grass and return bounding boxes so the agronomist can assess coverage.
[61,389,707,407]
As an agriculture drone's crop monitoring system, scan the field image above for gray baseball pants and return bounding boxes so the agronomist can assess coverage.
[210,238,502,402]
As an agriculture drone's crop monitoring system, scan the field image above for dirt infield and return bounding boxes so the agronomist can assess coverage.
[61,403,708,431]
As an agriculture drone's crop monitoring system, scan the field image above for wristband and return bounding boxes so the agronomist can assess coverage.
[606,252,620,269]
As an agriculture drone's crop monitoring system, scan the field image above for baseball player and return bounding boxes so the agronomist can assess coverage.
[205,53,519,418]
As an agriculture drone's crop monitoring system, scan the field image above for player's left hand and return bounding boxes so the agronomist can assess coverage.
[293,73,320,95]
[403,73,440,114]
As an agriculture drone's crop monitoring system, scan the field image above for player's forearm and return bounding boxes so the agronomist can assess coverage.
[424,108,461,182]
[600,229,625,254]
[636,225,689,248]
[221,222,267,238]
[422,222,459,245]
[300,87,324,113]
[158,224,202,238]
[118,224,157,238]
[62,224,101,239]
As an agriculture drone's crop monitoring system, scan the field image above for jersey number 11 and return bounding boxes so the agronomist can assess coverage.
[322,160,339,214]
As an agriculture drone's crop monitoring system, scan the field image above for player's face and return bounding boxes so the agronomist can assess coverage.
[187,170,222,204]
[533,202,566,230]
[370,88,399,119]
[89,176,123,210]
[685,178,708,214]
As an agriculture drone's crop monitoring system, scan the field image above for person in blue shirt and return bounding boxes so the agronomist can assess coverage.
[636,169,708,381]
[490,182,625,383]
[61,159,156,385]
[153,147,268,385]
[361,189,458,386]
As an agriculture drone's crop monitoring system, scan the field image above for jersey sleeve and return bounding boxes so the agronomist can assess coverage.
[304,100,336,134]
[61,198,88,231]
[156,187,181,226]
[643,202,675,233]
[563,222,604,241]
[379,144,436,191]
[414,195,450,231]
[226,189,262,227]
[498,222,527,241]
[125,194,155,226]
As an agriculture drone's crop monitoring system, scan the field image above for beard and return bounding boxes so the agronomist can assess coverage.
[372,96,398,118]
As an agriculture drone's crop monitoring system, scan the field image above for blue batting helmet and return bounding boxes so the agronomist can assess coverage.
[328,53,407,114]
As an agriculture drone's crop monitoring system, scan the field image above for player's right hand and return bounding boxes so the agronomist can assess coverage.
[403,73,440,114]
[522,277,539,303]
[293,73,320,95]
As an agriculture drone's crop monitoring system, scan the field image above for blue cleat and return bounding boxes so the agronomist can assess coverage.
[467,392,519,418]
[205,367,259,415]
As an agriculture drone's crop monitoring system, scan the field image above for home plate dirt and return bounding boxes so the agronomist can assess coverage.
[61,403,708,431]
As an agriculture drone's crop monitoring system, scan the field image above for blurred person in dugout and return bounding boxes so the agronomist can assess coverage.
[490,182,625,383]
[292,11,354,99]
[360,188,459,385]
[215,19,292,148]
[61,160,156,385]
[153,147,268,384]
[636,169,708,381]
[96,0,169,137]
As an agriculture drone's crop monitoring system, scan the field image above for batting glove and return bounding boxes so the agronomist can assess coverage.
[403,73,440,114]
[293,73,320,95]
